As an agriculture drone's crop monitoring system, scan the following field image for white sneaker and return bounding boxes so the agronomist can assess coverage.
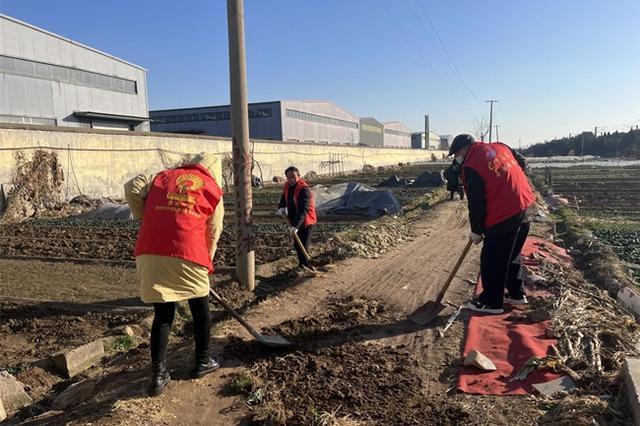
[465,300,504,314]
[504,295,528,305]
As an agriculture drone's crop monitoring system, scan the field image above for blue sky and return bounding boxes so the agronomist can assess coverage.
[1,0,638,147]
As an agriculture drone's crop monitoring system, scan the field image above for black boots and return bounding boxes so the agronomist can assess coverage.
[148,361,171,397]
[191,356,220,379]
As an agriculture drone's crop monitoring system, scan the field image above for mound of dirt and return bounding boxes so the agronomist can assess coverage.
[229,296,469,425]
[266,295,403,344]
[250,343,469,425]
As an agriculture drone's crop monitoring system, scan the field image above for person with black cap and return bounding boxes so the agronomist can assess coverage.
[449,134,535,314]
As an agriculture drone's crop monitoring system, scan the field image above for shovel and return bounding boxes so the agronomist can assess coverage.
[408,239,473,325]
[209,289,293,348]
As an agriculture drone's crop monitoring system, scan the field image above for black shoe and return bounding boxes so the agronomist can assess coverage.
[465,299,504,314]
[192,356,220,379]
[148,361,171,397]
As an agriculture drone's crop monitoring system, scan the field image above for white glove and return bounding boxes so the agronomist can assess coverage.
[288,226,298,234]
[469,232,483,245]
[275,207,287,217]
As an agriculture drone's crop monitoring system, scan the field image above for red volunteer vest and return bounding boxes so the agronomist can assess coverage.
[134,164,223,273]
[462,142,535,229]
[283,179,317,226]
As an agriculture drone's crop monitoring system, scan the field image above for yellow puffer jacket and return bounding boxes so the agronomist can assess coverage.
[124,153,225,303]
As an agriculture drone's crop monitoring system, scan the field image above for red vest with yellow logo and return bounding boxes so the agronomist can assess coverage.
[283,179,317,226]
[463,142,535,229]
[134,164,223,273]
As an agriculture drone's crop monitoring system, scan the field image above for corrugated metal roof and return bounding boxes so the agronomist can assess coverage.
[0,14,147,71]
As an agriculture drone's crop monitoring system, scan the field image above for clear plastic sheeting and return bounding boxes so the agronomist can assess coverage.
[78,202,132,220]
[313,182,402,218]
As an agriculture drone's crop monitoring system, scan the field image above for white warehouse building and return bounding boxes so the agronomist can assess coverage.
[0,14,149,131]
[383,122,412,148]
[151,100,360,145]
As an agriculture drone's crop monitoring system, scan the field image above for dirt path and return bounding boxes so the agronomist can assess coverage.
[98,200,480,425]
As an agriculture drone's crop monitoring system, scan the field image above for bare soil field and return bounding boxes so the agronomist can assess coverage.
[2,162,636,425]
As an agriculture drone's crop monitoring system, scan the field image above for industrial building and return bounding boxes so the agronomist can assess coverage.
[151,100,361,145]
[411,131,445,150]
[0,14,149,131]
[383,122,412,148]
[359,117,384,147]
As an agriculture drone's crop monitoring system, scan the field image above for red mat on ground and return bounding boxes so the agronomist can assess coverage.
[457,236,570,395]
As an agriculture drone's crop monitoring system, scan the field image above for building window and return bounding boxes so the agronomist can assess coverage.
[152,107,272,124]
[285,108,358,129]
[0,114,56,126]
[384,128,411,137]
[0,54,138,95]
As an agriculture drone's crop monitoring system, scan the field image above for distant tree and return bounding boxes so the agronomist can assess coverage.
[523,129,640,159]
[471,115,490,142]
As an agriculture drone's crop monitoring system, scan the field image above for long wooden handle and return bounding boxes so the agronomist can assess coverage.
[293,232,312,263]
[209,289,261,340]
[284,217,312,263]
[434,239,473,305]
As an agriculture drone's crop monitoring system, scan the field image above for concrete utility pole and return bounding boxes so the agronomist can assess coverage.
[494,125,500,141]
[227,0,255,291]
[485,99,498,142]
[424,114,430,149]
[594,126,598,137]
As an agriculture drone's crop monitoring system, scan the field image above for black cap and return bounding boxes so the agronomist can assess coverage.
[448,134,474,156]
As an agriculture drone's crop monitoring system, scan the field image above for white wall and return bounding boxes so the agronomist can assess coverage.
[0,124,447,199]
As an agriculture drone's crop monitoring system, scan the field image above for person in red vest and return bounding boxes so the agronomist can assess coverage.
[275,166,317,271]
[449,134,536,314]
[124,153,224,396]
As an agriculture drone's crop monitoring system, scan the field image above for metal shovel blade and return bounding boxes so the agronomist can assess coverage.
[209,289,293,348]
[407,301,446,325]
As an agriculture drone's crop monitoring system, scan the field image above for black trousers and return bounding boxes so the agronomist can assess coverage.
[150,296,211,365]
[479,222,530,308]
[294,224,313,267]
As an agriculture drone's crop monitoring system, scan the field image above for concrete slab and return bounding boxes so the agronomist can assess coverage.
[0,371,33,412]
[463,350,497,372]
[625,358,640,426]
[618,287,640,319]
[532,376,575,397]
[51,339,105,378]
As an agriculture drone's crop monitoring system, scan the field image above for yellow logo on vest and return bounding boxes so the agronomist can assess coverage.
[157,173,204,217]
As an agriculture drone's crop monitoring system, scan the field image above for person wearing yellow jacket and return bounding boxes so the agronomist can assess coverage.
[124,153,224,396]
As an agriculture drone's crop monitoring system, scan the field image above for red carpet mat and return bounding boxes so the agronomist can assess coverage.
[457,237,570,395]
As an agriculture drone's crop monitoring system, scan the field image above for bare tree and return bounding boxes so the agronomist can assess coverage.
[471,115,490,141]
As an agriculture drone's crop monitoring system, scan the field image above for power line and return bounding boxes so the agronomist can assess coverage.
[401,0,481,105]
[415,0,483,104]
[381,3,470,106]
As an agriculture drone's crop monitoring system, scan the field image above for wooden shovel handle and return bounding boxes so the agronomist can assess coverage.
[434,239,473,305]
[283,217,312,264]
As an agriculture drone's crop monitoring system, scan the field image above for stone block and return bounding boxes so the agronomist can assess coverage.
[463,350,497,372]
[532,376,575,397]
[52,379,96,410]
[0,397,6,422]
[624,358,640,426]
[0,371,33,412]
[51,339,105,378]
